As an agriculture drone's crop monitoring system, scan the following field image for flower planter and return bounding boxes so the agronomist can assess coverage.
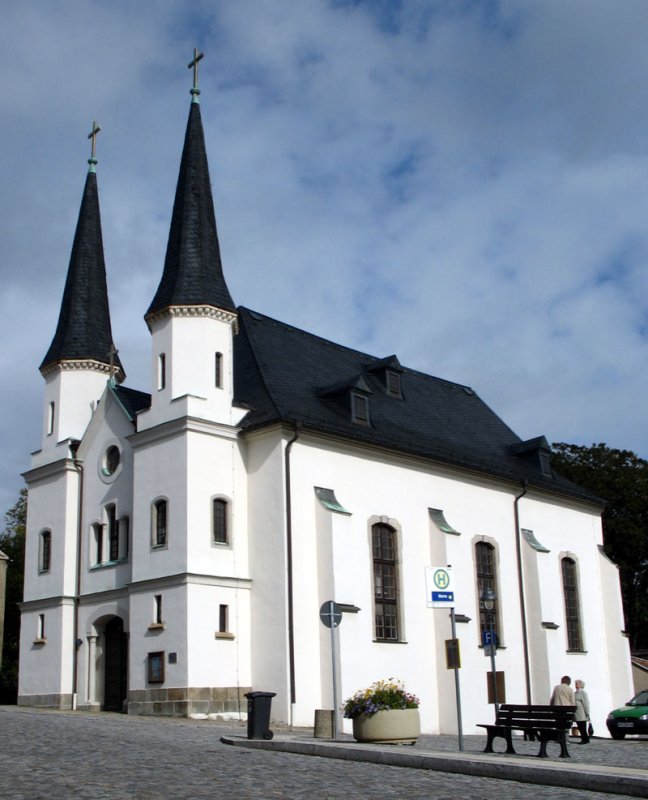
[352,708,420,744]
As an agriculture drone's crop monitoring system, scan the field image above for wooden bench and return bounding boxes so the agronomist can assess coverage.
[478,704,576,758]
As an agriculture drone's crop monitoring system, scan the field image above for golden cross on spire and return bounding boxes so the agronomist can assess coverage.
[188,48,204,99]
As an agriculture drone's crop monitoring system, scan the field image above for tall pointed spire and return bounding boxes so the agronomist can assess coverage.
[41,123,124,380]
[146,50,234,319]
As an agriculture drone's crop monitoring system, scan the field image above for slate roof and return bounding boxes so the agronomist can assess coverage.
[41,170,123,376]
[146,101,234,318]
[111,384,151,422]
[233,307,602,506]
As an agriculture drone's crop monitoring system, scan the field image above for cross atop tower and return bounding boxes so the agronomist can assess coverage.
[188,48,204,102]
[88,120,101,171]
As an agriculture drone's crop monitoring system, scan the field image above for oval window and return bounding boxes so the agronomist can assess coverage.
[104,445,121,476]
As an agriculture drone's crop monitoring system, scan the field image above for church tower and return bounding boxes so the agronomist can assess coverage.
[37,122,123,465]
[139,51,238,431]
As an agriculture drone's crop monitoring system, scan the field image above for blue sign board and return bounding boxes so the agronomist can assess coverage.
[482,630,498,648]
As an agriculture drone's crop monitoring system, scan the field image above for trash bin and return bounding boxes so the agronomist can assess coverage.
[245,691,276,740]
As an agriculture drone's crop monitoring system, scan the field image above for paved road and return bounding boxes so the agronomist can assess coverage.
[0,707,642,800]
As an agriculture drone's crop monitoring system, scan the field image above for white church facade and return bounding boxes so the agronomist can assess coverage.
[18,63,633,735]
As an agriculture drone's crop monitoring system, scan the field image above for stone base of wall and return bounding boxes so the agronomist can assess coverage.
[127,686,252,718]
[17,693,73,710]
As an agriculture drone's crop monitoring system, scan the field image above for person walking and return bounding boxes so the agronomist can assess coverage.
[574,679,591,743]
[550,675,575,706]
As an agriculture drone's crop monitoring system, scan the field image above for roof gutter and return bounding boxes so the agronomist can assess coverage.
[514,480,531,704]
[284,422,301,724]
[72,456,84,710]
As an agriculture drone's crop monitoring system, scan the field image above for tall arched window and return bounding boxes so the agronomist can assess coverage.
[212,498,228,544]
[372,523,399,641]
[475,541,499,641]
[39,530,51,573]
[153,499,168,547]
[561,557,583,651]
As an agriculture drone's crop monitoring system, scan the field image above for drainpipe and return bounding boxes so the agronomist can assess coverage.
[514,480,531,704]
[284,422,300,725]
[72,456,84,710]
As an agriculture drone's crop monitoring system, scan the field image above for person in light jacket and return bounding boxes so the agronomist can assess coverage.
[550,675,575,706]
[574,679,591,743]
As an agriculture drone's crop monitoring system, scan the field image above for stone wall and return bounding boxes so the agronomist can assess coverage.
[127,685,251,717]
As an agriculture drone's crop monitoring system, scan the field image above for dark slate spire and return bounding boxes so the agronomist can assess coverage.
[41,129,123,379]
[146,94,235,318]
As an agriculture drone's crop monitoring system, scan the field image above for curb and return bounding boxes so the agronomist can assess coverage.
[220,735,648,798]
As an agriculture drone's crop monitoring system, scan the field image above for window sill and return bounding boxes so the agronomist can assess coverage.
[151,544,167,551]
[148,623,165,631]
[90,558,128,571]
[215,631,235,640]
[566,649,588,654]
[33,638,47,645]
[372,639,408,644]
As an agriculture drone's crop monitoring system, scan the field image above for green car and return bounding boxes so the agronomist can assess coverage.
[606,690,648,739]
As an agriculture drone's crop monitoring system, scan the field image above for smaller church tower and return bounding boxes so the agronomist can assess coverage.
[37,122,123,465]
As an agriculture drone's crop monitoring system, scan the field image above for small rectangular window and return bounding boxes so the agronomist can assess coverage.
[37,613,45,640]
[219,604,228,633]
[154,595,163,625]
[147,651,165,683]
[157,353,166,390]
[215,352,223,388]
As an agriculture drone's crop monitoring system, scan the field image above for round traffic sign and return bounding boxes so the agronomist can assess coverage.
[319,601,342,628]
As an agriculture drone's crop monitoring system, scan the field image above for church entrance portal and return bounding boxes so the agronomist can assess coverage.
[103,617,128,712]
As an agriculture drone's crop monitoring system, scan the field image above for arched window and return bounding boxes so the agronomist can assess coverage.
[39,530,51,573]
[107,504,119,561]
[153,499,168,547]
[212,498,228,544]
[561,557,583,651]
[372,523,399,641]
[215,352,223,389]
[475,541,499,641]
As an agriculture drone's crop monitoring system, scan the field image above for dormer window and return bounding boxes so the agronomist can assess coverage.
[351,393,370,425]
[386,370,401,398]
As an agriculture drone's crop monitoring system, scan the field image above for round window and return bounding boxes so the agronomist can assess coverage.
[104,445,121,476]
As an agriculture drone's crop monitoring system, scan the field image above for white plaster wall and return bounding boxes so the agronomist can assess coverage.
[259,432,630,736]
[129,584,189,690]
[131,432,189,582]
[244,429,291,719]
[23,466,80,601]
[41,369,108,455]
[18,600,74,698]
[186,581,251,689]
[185,429,249,578]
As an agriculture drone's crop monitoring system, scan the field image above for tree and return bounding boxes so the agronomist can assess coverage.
[0,487,26,702]
[551,443,648,652]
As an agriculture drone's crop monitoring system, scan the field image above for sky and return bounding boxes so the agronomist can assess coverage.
[1,0,648,515]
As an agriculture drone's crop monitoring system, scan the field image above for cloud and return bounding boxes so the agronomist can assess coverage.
[1,0,648,513]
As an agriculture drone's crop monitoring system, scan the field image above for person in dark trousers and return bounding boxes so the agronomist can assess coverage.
[574,679,591,743]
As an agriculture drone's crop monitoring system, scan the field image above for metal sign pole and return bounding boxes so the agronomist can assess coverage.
[329,600,339,740]
[450,607,464,752]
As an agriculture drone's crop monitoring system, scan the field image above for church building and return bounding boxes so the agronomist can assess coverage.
[18,58,632,735]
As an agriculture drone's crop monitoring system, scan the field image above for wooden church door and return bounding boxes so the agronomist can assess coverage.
[103,617,128,712]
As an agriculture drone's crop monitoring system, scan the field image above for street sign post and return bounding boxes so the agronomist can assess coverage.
[319,601,342,739]
[425,566,463,752]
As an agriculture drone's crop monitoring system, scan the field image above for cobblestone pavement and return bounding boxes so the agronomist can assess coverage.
[0,707,645,800]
